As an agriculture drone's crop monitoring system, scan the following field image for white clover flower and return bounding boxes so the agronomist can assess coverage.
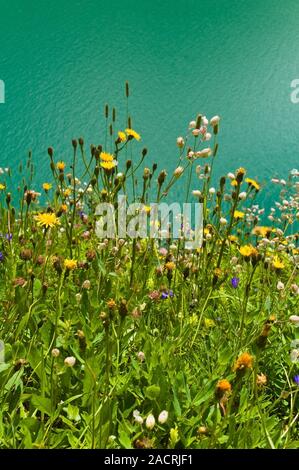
[146,414,155,430]
[158,410,169,424]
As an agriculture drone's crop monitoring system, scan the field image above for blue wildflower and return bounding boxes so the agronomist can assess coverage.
[231,277,240,288]
[293,375,299,385]
[5,233,12,241]
[161,289,174,300]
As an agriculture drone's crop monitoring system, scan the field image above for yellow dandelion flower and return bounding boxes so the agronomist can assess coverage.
[107,299,117,309]
[228,235,239,243]
[245,178,260,191]
[56,161,66,171]
[35,212,60,229]
[143,205,151,214]
[231,179,238,187]
[234,210,245,219]
[165,261,175,271]
[125,128,141,141]
[64,259,77,270]
[236,167,246,177]
[0,183,6,190]
[234,352,253,371]
[239,244,257,257]
[100,152,114,162]
[100,161,117,170]
[118,131,127,142]
[252,226,271,238]
[272,256,285,270]
[64,188,72,197]
[42,182,52,191]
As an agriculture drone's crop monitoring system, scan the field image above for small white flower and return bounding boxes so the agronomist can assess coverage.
[277,281,285,290]
[289,315,299,326]
[192,129,200,137]
[220,217,227,225]
[203,132,212,141]
[239,192,247,200]
[189,120,196,129]
[210,115,220,126]
[227,172,235,179]
[137,351,145,362]
[201,116,209,127]
[192,190,202,197]
[290,349,299,363]
[146,414,155,430]
[209,187,216,194]
[51,348,60,358]
[158,410,169,424]
[176,137,184,148]
[64,356,76,367]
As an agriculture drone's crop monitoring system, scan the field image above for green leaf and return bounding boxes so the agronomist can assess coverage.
[31,395,52,416]
[145,385,161,400]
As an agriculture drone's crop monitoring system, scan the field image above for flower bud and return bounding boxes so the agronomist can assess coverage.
[64,356,76,367]
[158,410,168,424]
[145,414,155,430]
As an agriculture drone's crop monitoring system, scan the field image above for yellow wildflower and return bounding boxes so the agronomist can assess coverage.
[233,352,253,371]
[60,204,68,212]
[239,244,257,258]
[100,161,117,171]
[245,178,260,191]
[100,152,114,162]
[272,256,285,270]
[234,210,245,219]
[125,128,141,141]
[165,261,175,271]
[216,379,232,393]
[252,226,271,238]
[118,131,127,142]
[107,299,117,309]
[56,161,66,171]
[0,183,6,190]
[64,259,77,270]
[42,182,52,192]
[231,179,238,187]
[35,212,60,229]
[64,188,72,197]
[228,235,239,243]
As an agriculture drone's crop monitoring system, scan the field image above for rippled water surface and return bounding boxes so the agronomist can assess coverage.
[1,0,299,204]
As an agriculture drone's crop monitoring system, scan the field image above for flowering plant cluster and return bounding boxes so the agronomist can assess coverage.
[0,84,298,449]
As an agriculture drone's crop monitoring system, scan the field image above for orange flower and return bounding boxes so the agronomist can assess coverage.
[233,352,253,371]
[216,379,232,393]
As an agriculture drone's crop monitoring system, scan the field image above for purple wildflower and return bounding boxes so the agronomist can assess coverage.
[293,375,299,386]
[161,289,174,300]
[0,252,4,263]
[231,277,240,288]
[5,233,12,241]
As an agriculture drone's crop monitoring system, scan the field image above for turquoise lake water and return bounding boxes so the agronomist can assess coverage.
[1,0,299,206]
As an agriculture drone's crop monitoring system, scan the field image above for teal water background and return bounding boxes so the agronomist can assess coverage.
[1,0,299,206]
